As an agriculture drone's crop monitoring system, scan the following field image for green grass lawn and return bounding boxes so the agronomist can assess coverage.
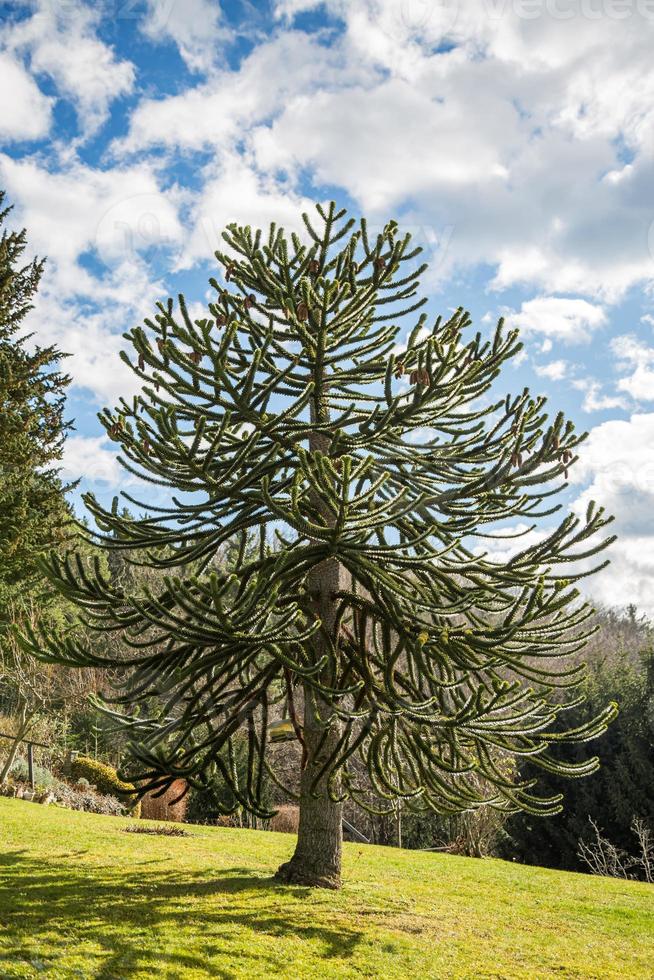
[0,798,652,979]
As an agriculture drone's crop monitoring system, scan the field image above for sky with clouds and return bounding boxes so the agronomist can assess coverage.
[1,0,654,612]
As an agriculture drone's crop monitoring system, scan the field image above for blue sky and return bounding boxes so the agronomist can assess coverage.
[1,0,654,611]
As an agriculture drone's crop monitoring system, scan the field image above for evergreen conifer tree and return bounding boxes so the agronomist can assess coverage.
[0,192,72,779]
[25,204,617,888]
[0,191,71,612]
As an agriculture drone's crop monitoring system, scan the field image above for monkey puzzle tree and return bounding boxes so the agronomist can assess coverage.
[24,204,617,888]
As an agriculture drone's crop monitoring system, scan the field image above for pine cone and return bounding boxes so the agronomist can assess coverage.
[374,257,386,271]
[244,293,256,311]
[309,260,320,276]
[189,351,201,365]
[225,264,234,282]
[138,354,145,371]
[296,302,309,322]
[216,314,227,327]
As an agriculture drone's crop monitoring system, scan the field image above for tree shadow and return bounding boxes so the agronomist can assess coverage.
[0,849,366,977]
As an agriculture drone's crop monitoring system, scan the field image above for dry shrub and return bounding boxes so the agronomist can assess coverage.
[270,804,299,835]
[215,814,235,827]
[140,779,188,823]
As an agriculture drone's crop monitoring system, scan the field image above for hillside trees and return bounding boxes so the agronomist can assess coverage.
[23,204,617,888]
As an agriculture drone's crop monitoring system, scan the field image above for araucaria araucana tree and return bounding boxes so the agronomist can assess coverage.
[26,204,617,889]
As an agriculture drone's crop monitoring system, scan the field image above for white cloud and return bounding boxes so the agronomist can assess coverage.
[6,1,134,137]
[640,313,654,327]
[178,153,316,269]
[0,51,53,142]
[0,153,185,298]
[117,30,343,155]
[111,1,654,299]
[248,3,654,300]
[140,0,229,73]
[534,359,568,381]
[274,0,322,17]
[572,378,628,413]
[570,413,654,615]
[611,334,654,401]
[62,435,133,485]
[26,286,145,406]
[504,297,607,344]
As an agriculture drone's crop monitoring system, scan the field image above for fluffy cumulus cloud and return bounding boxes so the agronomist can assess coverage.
[572,378,628,413]
[114,1,654,299]
[258,1,654,300]
[569,413,654,615]
[611,334,654,401]
[140,0,228,73]
[61,435,131,486]
[0,153,185,297]
[534,359,568,380]
[25,288,146,406]
[505,298,607,343]
[179,153,318,268]
[117,30,347,155]
[0,51,52,141]
[5,1,134,136]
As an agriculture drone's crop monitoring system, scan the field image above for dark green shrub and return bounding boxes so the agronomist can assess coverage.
[503,647,654,876]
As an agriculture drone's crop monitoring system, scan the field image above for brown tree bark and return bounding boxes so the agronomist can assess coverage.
[275,375,345,888]
[275,558,344,889]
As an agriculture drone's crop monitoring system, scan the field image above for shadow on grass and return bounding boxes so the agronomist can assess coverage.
[0,848,365,978]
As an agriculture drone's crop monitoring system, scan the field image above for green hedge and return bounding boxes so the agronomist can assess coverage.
[70,756,141,818]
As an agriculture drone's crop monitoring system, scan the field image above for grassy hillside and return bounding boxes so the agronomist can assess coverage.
[0,798,652,979]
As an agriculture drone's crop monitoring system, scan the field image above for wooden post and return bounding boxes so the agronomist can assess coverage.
[27,742,34,789]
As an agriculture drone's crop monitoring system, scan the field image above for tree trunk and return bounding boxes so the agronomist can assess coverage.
[275,694,343,888]
[275,555,344,889]
[275,362,344,888]
[0,702,34,786]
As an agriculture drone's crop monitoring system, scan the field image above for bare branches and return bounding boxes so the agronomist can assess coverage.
[578,816,654,883]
